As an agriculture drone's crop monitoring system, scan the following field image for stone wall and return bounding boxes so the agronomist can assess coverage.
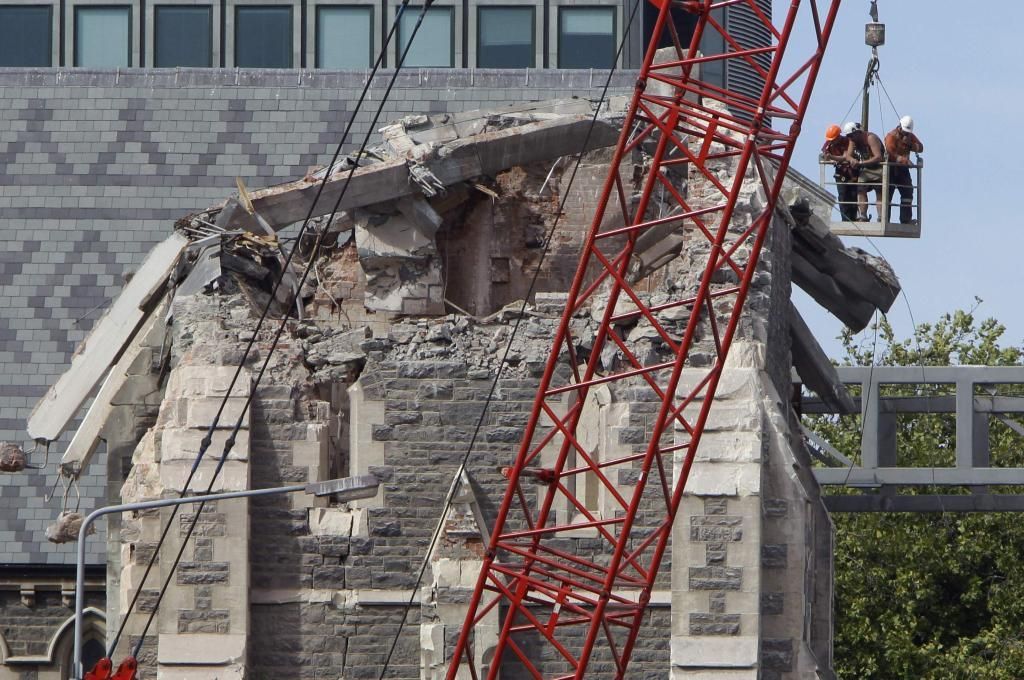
[109,122,833,678]
[0,587,105,680]
[665,141,833,678]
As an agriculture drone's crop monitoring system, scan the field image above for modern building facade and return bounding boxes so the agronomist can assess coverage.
[0,0,770,78]
[0,0,632,70]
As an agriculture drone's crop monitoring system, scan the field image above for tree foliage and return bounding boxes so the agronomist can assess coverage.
[809,309,1024,679]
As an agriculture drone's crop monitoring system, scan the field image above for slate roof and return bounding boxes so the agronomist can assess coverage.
[0,67,636,565]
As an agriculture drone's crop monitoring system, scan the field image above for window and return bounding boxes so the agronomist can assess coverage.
[397,5,453,68]
[699,7,726,88]
[316,6,372,69]
[0,6,52,66]
[477,6,533,68]
[235,5,292,68]
[75,6,131,67]
[154,5,213,67]
[558,6,614,69]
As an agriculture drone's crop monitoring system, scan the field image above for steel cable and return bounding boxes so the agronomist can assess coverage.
[127,0,445,661]
[106,0,414,657]
[375,2,643,676]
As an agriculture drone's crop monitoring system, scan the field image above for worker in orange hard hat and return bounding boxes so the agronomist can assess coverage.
[884,115,923,225]
[821,124,858,221]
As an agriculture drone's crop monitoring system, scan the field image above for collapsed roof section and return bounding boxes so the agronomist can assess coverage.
[26,97,896,475]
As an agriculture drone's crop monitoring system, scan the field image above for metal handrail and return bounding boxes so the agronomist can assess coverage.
[818,154,923,228]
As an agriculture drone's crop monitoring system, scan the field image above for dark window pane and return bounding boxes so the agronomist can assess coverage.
[81,639,106,675]
[398,6,452,68]
[0,6,52,67]
[558,7,614,69]
[478,7,533,68]
[75,6,131,67]
[155,6,212,67]
[235,6,292,68]
[699,7,725,88]
[317,6,372,68]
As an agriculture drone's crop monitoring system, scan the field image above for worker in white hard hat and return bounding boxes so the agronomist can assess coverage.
[841,121,885,222]
[884,115,924,225]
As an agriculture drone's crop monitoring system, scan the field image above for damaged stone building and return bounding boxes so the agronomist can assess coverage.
[1,53,903,678]
[0,0,816,675]
[0,70,635,678]
[0,1,906,674]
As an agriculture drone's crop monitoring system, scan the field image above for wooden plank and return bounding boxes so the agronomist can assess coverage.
[27,233,187,442]
[60,298,168,475]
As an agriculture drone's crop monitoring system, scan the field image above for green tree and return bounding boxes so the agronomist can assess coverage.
[809,309,1024,679]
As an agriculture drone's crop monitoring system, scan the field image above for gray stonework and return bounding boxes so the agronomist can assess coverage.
[0,587,105,680]
[663,108,832,679]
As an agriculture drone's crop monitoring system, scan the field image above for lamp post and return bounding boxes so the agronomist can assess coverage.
[72,475,379,679]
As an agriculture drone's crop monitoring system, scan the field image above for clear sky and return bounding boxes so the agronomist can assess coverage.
[777,1,1024,359]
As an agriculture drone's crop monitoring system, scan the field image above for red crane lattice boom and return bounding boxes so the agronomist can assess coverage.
[448,1,842,677]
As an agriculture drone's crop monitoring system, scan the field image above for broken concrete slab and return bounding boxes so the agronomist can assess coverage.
[27,233,187,443]
[783,196,900,332]
[60,298,169,476]
[206,108,621,232]
[381,99,600,152]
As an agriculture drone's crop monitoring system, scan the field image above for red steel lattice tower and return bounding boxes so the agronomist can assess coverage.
[447,1,842,677]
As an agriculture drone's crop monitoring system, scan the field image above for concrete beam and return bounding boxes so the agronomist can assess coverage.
[824,494,1024,513]
[27,233,186,442]
[789,303,856,414]
[814,467,1024,486]
[60,299,167,476]
[212,112,620,231]
[803,395,1024,415]
[385,98,598,148]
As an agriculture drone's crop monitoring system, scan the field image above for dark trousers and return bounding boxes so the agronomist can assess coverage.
[835,176,858,221]
[888,165,915,223]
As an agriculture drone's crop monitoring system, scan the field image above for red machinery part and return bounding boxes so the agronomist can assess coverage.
[110,656,138,680]
[446,1,843,677]
[83,657,112,680]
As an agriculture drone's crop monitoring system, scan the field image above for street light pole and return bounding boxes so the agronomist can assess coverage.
[73,476,379,680]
